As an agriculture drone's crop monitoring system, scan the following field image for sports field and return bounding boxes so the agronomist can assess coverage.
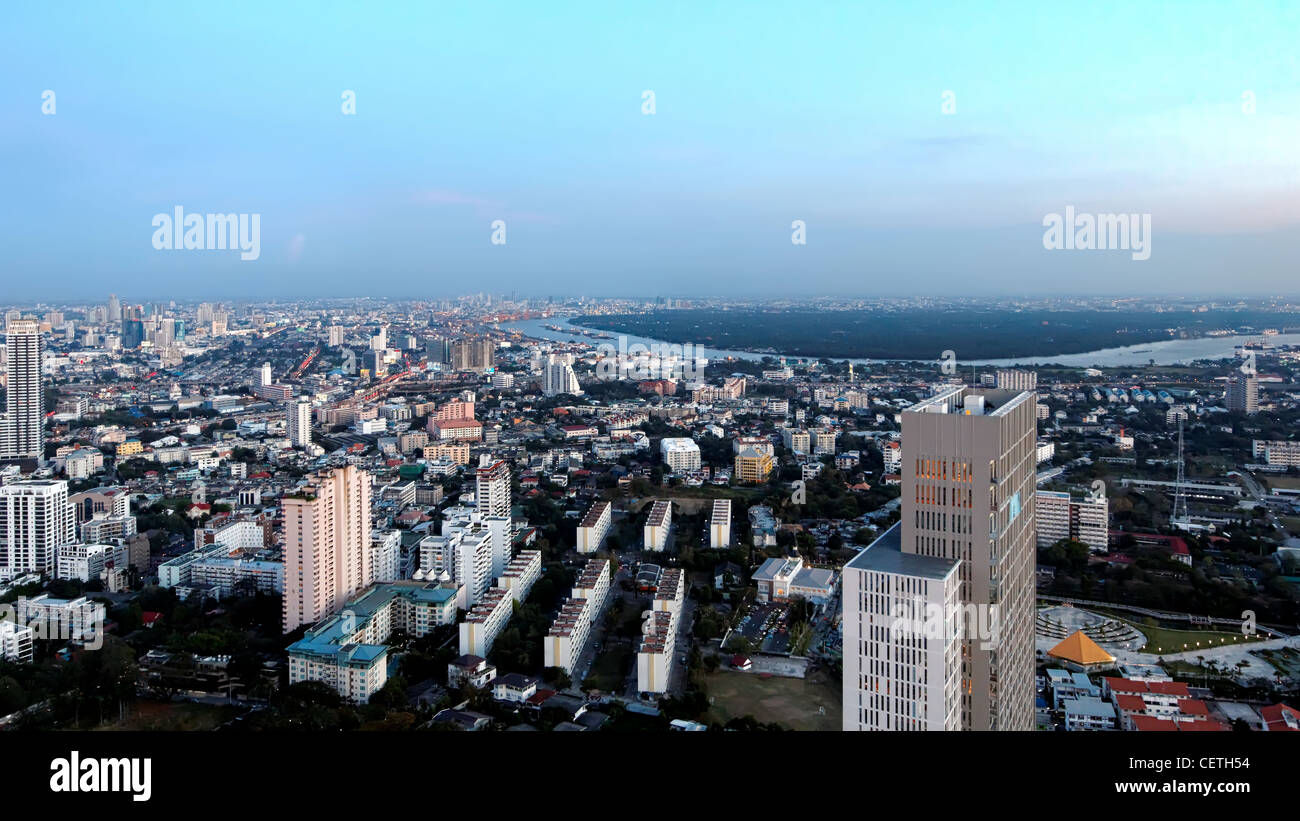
[705,669,840,731]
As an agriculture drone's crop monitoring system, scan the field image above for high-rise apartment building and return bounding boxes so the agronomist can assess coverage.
[288,397,313,448]
[0,480,76,578]
[1,319,43,462]
[1036,490,1108,552]
[475,456,511,520]
[1226,370,1259,414]
[451,337,496,372]
[281,466,374,633]
[328,325,344,347]
[844,387,1037,732]
[543,354,582,396]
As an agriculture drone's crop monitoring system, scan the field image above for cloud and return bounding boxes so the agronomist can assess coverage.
[410,189,557,224]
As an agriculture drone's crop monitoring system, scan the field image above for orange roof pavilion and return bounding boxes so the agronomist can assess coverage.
[1047,630,1116,668]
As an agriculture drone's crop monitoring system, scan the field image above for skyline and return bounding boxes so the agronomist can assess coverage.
[5,1,1300,299]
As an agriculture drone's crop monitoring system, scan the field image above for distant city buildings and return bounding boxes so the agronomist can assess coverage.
[1253,439,1300,467]
[996,369,1038,392]
[287,580,458,702]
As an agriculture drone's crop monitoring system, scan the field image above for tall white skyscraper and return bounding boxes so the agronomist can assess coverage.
[0,319,43,462]
[281,466,373,633]
[0,480,76,578]
[288,397,313,448]
[328,325,344,347]
[257,362,272,388]
[543,354,582,397]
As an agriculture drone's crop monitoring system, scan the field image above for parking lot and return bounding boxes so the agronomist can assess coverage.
[732,602,791,652]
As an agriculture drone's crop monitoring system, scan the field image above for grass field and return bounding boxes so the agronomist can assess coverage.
[1117,618,1259,656]
[96,700,241,731]
[1264,476,1300,491]
[583,644,634,693]
[705,669,840,731]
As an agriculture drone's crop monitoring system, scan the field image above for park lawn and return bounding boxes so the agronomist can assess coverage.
[705,669,840,731]
[1118,618,1260,657]
[583,644,634,693]
[95,700,241,731]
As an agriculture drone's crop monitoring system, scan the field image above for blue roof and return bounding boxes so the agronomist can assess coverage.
[288,581,457,663]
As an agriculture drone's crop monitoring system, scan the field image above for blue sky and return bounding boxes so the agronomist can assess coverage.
[3,1,1299,300]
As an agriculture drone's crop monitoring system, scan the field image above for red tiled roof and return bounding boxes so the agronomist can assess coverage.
[1178,719,1229,731]
[1114,694,1147,712]
[1260,703,1300,731]
[1179,699,1210,716]
[1131,716,1179,731]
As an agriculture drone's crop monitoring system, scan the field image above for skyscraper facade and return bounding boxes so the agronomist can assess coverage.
[844,386,1037,731]
[281,466,373,633]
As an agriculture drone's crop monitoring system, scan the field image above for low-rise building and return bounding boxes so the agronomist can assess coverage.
[643,500,672,552]
[459,586,515,658]
[709,499,731,548]
[752,556,837,604]
[576,501,611,553]
[54,543,128,583]
[287,581,459,702]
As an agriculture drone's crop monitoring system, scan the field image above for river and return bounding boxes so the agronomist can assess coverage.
[499,317,1300,369]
